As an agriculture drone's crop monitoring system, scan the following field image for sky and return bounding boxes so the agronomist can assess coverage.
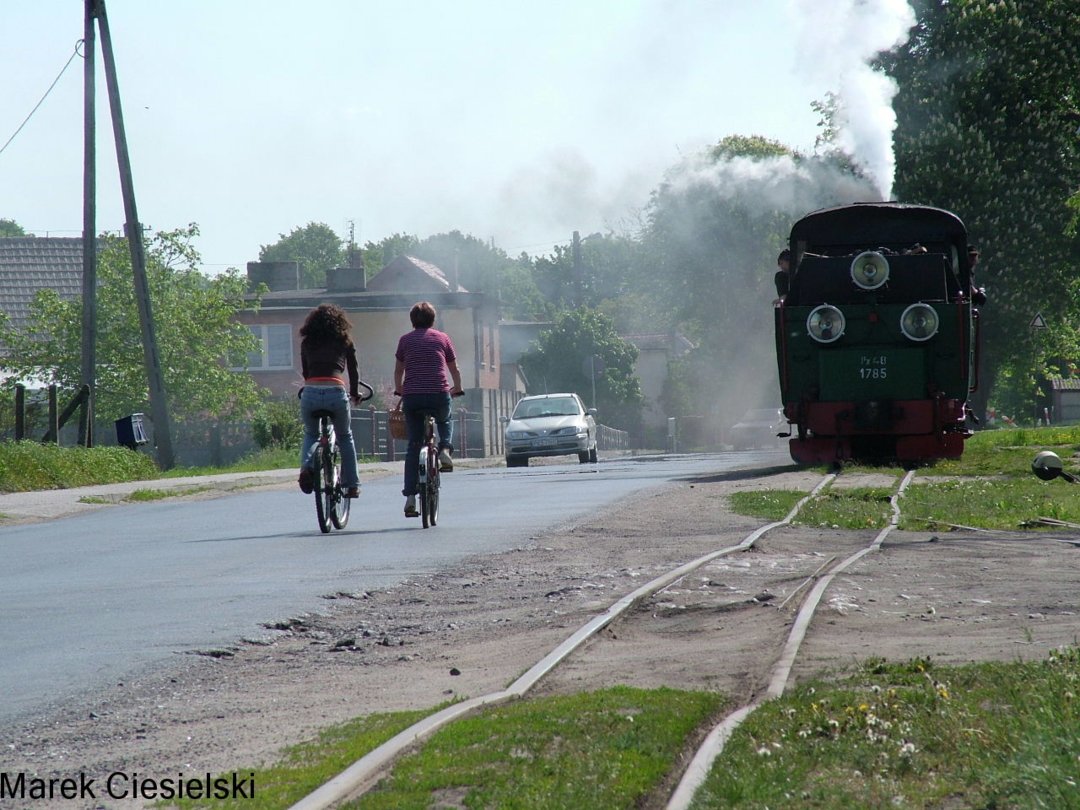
[0,0,915,274]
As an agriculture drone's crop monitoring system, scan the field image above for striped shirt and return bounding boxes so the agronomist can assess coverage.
[395,327,457,395]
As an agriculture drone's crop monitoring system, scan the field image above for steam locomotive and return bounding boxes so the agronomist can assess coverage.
[774,203,979,464]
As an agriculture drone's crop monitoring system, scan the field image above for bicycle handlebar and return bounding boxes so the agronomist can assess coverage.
[355,380,375,403]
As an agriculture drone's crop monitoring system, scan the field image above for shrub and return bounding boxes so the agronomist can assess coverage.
[252,397,302,450]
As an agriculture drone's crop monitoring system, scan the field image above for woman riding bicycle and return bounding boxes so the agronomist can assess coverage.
[297,303,363,499]
[393,301,464,518]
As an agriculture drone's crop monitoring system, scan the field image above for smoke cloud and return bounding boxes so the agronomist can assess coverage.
[792,0,916,199]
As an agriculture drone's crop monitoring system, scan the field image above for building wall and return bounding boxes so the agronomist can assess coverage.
[635,348,671,430]
[236,309,486,400]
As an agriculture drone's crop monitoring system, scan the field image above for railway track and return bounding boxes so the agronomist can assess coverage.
[288,465,1052,809]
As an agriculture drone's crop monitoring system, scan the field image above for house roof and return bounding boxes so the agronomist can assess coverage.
[623,332,696,355]
[365,255,467,293]
[0,237,85,334]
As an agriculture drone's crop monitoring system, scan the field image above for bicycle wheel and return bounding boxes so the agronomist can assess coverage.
[330,449,350,530]
[314,446,332,534]
[421,449,439,528]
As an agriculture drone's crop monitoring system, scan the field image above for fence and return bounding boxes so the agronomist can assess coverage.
[597,423,630,451]
[5,384,634,466]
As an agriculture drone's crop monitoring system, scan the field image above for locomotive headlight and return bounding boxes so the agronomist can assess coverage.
[850,251,890,290]
[806,305,845,344]
[900,303,939,341]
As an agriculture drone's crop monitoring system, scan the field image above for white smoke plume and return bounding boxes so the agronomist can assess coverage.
[791,0,916,199]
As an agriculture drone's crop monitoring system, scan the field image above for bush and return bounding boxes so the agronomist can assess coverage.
[252,397,302,450]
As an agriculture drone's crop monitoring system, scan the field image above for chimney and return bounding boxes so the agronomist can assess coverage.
[327,265,367,292]
[246,261,300,292]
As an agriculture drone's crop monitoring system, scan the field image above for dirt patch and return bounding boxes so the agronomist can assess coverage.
[6,468,1080,808]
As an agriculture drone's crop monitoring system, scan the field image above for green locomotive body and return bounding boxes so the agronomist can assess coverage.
[775,203,978,464]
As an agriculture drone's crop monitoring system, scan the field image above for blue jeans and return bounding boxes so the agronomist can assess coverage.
[300,385,359,489]
[402,392,452,496]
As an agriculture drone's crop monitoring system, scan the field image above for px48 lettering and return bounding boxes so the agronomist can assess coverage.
[858,354,888,380]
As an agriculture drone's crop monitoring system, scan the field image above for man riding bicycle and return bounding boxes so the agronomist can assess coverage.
[393,301,464,518]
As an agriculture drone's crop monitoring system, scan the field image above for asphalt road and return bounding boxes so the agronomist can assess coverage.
[0,451,787,725]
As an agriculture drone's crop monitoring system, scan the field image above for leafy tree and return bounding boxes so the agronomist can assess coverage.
[0,218,26,237]
[362,232,419,273]
[520,308,643,431]
[530,232,649,322]
[259,222,345,288]
[0,225,264,424]
[883,0,1080,420]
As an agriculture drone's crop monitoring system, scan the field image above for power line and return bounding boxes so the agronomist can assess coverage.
[0,40,83,159]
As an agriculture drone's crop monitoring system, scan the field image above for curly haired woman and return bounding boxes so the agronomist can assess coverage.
[297,303,362,498]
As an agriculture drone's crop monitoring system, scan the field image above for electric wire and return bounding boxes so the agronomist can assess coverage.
[0,40,83,159]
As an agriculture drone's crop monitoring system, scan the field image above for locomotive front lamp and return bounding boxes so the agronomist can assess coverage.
[850,251,890,290]
[807,305,845,344]
[900,303,939,341]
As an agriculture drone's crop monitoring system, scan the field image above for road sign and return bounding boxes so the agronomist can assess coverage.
[1030,313,1047,329]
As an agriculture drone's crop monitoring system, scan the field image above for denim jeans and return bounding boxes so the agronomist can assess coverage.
[300,385,359,489]
[401,392,452,496]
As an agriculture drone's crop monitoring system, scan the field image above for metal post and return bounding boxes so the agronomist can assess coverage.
[369,405,377,459]
[458,408,468,459]
[47,385,59,445]
[590,354,597,411]
[15,384,25,441]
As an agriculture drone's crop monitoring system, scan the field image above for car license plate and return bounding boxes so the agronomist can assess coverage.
[535,437,557,447]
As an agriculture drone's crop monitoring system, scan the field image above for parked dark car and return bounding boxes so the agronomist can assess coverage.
[728,408,785,450]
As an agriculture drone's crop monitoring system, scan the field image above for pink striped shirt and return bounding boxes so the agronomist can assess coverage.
[395,327,457,394]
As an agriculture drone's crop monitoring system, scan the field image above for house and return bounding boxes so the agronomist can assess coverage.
[622,332,695,432]
[238,254,517,456]
[0,237,84,356]
[1047,377,1080,424]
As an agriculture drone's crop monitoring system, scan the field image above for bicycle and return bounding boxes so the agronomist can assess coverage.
[414,392,465,529]
[310,381,373,534]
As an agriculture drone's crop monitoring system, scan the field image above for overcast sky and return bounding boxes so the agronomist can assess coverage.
[1,1,913,273]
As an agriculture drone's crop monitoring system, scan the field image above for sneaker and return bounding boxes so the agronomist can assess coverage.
[345,486,360,499]
[298,467,314,494]
[438,447,454,472]
[404,495,419,518]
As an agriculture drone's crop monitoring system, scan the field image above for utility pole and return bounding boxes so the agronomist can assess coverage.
[79,0,98,447]
[572,230,583,306]
[96,0,175,468]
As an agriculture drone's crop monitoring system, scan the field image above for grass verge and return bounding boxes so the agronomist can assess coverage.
[0,441,159,492]
[693,648,1080,809]
[167,707,438,810]
[155,649,1080,810]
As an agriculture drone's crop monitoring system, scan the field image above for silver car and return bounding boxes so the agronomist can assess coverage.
[503,393,598,467]
[728,407,785,450]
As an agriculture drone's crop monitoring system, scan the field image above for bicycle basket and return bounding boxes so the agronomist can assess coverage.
[388,402,407,440]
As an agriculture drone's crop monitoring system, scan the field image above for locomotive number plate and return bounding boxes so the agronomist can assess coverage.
[820,349,924,400]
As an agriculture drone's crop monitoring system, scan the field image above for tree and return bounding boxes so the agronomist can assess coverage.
[0,225,265,425]
[362,232,419,273]
[0,218,26,237]
[883,0,1080,421]
[520,308,643,431]
[259,222,345,289]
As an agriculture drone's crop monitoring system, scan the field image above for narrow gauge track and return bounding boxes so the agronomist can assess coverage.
[290,469,918,810]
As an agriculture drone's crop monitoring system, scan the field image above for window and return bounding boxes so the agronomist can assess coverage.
[242,324,293,370]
